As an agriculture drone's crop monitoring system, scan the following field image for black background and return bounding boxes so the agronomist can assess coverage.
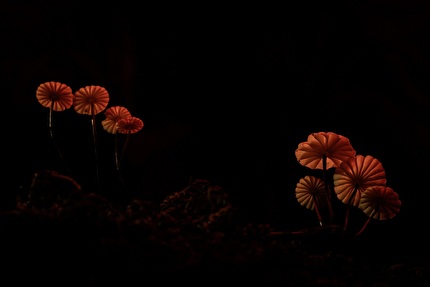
[2,1,430,258]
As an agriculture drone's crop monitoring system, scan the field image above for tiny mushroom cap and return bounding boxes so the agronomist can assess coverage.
[359,186,401,220]
[73,85,109,115]
[295,132,356,170]
[102,106,132,134]
[36,81,74,111]
[117,116,144,134]
[334,154,387,207]
[295,175,326,210]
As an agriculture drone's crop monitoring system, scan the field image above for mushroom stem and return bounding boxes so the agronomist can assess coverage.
[119,132,131,165]
[91,111,101,192]
[344,187,358,231]
[322,155,333,223]
[355,209,376,236]
[314,198,323,226]
[355,217,371,236]
[48,104,73,177]
[115,133,126,189]
[114,133,121,172]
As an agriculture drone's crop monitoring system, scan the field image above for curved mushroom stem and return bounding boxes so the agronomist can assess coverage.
[344,187,358,231]
[114,133,121,172]
[343,206,350,231]
[322,155,333,224]
[48,104,73,177]
[355,209,376,236]
[313,198,323,226]
[119,132,130,165]
[91,110,101,192]
[115,132,126,189]
[355,216,372,237]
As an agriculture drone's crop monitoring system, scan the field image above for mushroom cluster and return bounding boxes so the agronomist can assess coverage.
[36,81,144,191]
[295,132,401,236]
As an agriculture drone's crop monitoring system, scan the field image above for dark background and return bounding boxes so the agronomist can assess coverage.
[2,1,430,258]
